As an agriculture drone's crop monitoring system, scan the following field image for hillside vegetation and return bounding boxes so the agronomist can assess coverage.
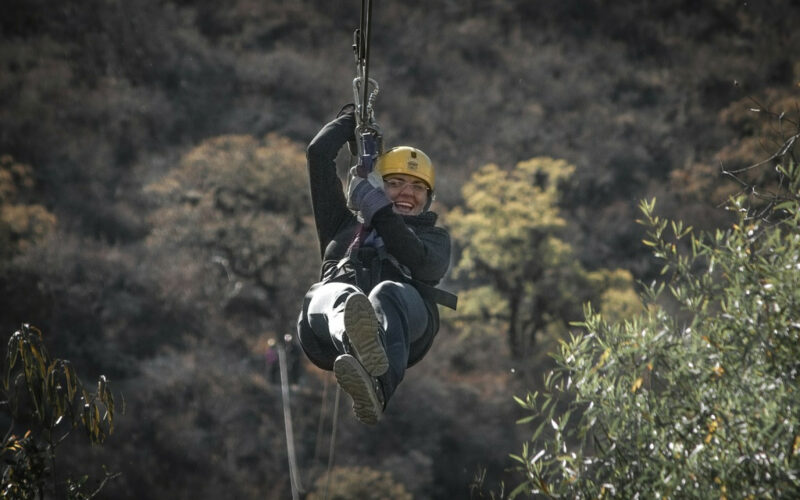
[2,0,799,498]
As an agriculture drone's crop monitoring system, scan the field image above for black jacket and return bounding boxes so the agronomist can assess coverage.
[306,112,451,291]
[300,111,452,368]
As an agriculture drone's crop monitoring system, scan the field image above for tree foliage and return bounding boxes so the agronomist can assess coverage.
[2,0,799,497]
[447,158,639,361]
[510,164,800,497]
[144,133,318,330]
[1,324,117,499]
[305,466,413,500]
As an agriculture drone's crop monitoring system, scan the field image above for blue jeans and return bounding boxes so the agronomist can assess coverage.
[298,280,428,402]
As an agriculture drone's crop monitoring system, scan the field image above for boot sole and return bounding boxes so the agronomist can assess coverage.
[344,293,388,376]
[334,354,381,425]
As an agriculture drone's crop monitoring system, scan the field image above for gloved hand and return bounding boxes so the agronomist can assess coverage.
[346,167,391,224]
[358,166,384,188]
[346,166,383,210]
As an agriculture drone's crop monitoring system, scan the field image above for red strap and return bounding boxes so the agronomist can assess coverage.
[346,223,369,256]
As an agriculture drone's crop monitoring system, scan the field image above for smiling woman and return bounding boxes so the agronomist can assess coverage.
[296,105,456,425]
[383,174,429,215]
[377,146,434,215]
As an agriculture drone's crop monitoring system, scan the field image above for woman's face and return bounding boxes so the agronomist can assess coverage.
[382,174,430,216]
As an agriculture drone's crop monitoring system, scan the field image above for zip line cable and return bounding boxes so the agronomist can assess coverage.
[355,0,373,124]
[353,0,382,175]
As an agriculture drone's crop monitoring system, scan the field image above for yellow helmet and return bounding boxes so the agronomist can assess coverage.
[376,146,435,191]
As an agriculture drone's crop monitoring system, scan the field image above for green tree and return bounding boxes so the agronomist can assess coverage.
[447,157,639,360]
[1,324,117,499]
[144,133,318,334]
[510,160,800,497]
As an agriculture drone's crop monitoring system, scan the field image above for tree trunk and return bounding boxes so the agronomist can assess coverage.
[507,293,522,359]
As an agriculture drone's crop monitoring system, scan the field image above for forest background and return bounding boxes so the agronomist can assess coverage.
[2,0,799,498]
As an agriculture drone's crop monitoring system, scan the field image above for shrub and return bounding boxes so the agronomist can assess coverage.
[1,324,117,499]
[510,182,800,497]
[306,466,413,500]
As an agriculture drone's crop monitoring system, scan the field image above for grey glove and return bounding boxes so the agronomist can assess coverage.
[346,166,383,208]
[346,167,391,225]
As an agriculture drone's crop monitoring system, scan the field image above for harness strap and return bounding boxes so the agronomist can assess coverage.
[334,228,458,309]
[410,279,458,310]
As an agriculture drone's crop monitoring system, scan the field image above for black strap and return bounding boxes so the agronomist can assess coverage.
[410,279,458,310]
[337,224,458,310]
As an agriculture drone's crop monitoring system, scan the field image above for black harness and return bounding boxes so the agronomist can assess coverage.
[324,225,457,310]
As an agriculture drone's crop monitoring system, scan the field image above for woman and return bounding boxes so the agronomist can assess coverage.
[297,105,455,424]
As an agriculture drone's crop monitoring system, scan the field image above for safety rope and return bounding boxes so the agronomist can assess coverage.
[276,343,343,500]
[312,374,331,464]
[323,385,342,500]
[277,342,303,499]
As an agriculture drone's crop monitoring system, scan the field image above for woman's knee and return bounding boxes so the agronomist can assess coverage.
[369,281,421,306]
[369,281,428,334]
[307,282,361,314]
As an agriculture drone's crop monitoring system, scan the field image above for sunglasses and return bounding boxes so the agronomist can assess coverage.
[383,178,429,195]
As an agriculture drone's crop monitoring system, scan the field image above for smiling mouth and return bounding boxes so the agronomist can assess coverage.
[393,201,415,212]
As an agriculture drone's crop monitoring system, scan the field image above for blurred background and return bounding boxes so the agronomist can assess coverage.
[2,0,799,498]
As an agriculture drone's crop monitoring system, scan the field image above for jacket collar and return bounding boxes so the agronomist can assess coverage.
[402,211,437,226]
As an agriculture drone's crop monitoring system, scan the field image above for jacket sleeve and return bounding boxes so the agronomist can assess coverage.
[306,113,356,257]
[371,206,451,283]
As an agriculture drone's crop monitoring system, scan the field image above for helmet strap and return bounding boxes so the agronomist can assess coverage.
[423,192,435,212]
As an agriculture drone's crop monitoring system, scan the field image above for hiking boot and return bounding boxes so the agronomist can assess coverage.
[343,293,388,377]
[333,354,384,425]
